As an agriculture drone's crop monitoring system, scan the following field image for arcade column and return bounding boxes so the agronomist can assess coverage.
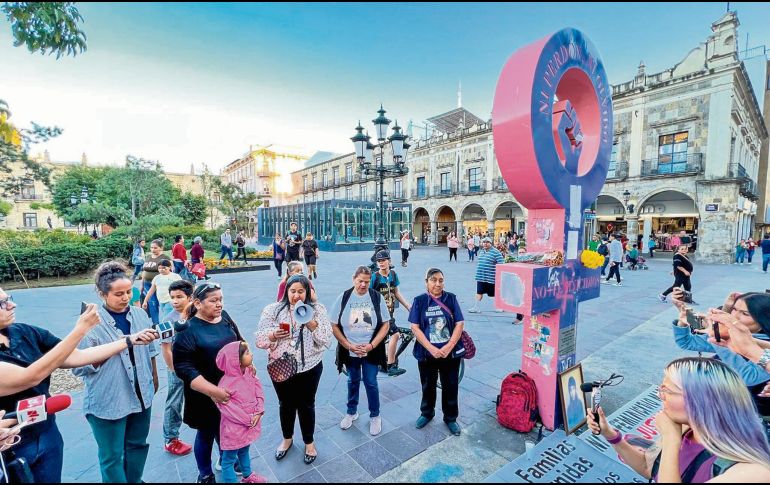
[487,219,496,238]
[430,220,438,246]
[626,215,639,246]
[456,220,464,238]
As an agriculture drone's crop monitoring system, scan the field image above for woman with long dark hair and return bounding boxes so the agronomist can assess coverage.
[659,245,693,303]
[173,283,243,483]
[257,275,332,465]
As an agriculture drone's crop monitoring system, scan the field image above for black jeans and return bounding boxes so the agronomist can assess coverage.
[401,248,409,263]
[449,248,458,261]
[236,247,248,262]
[418,357,461,423]
[193,424,220,478]
[606,262,621,283]
[274,259,283,276]
[663,273,692,296]
[272,362,323,444]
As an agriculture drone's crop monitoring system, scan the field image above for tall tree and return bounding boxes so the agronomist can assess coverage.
[213,179,262,234]
[174,192,208,226]
[2,2,87,58]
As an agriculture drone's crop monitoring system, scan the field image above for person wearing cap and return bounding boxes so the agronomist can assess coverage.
[468,237,504,315]
[370,250,412,377]
[301,232,320,280]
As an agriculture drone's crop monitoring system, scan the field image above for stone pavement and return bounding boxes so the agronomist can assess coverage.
[8,247,769,483]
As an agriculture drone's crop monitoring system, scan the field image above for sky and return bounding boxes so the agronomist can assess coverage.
[1,2,769,174]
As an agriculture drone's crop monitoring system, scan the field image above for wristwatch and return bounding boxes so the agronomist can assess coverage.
[758,350,770,369]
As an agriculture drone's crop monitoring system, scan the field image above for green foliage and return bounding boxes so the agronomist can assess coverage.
[29,201,54,210]
[211,178,261,232]
[0,228,90,247]
[0,233,132,280]
[175,192,208,226]
[2,2,87,58]
[0,200,12,216]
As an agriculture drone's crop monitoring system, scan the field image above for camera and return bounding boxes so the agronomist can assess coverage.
[681,290,693,304]
[152,321,174,340]
[685,309,705,331]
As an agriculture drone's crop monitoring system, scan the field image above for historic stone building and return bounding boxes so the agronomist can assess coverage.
[222,145,307,208]
[285,12,767,262]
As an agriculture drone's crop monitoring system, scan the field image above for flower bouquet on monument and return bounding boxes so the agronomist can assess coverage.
[505,250,564,266]
[580,250,605,269]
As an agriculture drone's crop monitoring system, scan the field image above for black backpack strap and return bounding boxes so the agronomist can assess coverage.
[368,288,384,327]
[337,288,355,326]
[711,458,737,477]
[681,449,715,483]
[650,452,661,484]
[221,310,243,341]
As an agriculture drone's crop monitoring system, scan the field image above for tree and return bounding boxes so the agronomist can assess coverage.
[2,2,87,58]
[50,165,104,227]
[175,192,208,226]
[0,101,56,196]
[213,179,262,235]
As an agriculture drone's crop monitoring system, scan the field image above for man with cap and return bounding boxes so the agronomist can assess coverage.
[468,237,505,315]
[370,250,412,377]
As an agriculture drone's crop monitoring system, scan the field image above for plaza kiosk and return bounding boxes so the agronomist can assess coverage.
[492,28,613,431]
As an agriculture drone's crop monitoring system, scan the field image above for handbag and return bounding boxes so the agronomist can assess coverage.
[428,294,476,360]
[266,310,306,382]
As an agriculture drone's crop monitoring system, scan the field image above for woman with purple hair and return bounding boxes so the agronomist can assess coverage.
[587,357,770,483]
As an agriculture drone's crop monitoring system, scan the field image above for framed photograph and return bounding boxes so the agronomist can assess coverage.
[558,363,587,435]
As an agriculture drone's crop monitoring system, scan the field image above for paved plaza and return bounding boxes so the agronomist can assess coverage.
[9,247,770,483]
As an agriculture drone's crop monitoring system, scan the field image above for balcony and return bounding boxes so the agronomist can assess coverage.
[727,163,760,201]
[606,161,629,181]
[740,179,759,200]
[460,180,487,195]
[493,177,508,193]
[432,184,459,198]
[14,193,47,201]
[411,189,429,200]
[390,193,408,203]
[641,153,703,178]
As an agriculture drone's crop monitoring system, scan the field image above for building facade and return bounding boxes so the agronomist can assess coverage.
[278,13,768,262]
[757,59,770,236]
[222,146,307,208]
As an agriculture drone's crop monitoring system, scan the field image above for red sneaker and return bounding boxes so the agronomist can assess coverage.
[164,438,193,456]
[241,474,268,483]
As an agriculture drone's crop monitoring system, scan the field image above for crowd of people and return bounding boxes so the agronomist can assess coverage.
[2,222,770,484]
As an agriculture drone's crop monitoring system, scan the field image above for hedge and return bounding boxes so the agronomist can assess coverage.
[111,225,223,252]
[0,234,133,280]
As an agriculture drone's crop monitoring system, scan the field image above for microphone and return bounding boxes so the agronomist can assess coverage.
[581,382,602,435]
[6,394,72,426]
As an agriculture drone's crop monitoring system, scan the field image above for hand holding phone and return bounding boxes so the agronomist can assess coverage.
[685,309,705,331]
[80,301,88,314]
[280,322,290,333]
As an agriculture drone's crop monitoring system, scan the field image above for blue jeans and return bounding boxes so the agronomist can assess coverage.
[173,261,185,273]
[467,249,475,261]
[193,425,220,478]
[142,280,160,324]
[763,254,770,272]
[86,407,152,483]
[163,369,185,442]
[10,421,64,483]
[220,245,234,261]
[601,256,610,276]
[737,251,746,263]
[220,445,252,483]
[159,302,173,321]
[346,357,380,418]
[132,264,143,281]
[747,249,755,263]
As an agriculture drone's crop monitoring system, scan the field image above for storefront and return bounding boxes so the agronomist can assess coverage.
[258,200,412,251]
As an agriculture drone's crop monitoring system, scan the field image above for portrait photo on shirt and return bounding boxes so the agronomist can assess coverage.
[558,363,588,435]
[426,305,451,344]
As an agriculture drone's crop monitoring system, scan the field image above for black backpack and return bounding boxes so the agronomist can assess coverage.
[597,243,609,256]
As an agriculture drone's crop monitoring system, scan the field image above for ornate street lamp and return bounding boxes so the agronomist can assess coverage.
[351,105,410,265]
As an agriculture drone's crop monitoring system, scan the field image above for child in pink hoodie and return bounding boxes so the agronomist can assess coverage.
[216,341,267,483]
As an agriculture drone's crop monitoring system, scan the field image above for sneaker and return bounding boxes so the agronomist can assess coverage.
[495,309,504,313]
[446,421,462,436]
[370,417,382,436]
[614,282,622,287]
[415,416,432,429]
[468,307,480,313]
[164,438,192,456]
[340,413,359,430]
[308,274,313,280]
[388,365,406,377]
[197,475,216,484]
[241,474,268,483]
[659,294,667,303]
[601,280,611,285]
[314,271,318,278]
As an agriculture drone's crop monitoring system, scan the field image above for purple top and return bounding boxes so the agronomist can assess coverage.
[654,431,718,483]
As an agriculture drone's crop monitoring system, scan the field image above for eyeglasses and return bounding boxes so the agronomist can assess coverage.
[194,283,221,298]
[657,385,682,399]
[0,295,13,310]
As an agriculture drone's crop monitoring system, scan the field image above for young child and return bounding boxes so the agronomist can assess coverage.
[143,259,182,320]
[215,341,267,484]
[628,244,639,270]
[162,280,194,456]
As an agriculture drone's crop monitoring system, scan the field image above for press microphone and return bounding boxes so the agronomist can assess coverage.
[6,394,72,426]
[580,382,602,435]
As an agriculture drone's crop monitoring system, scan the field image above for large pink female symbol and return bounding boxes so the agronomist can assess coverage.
[491,28,613,430]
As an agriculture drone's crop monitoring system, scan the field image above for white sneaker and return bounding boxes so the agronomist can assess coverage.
[601,280,610,285]
[340,413,359,430]
[614,282,622,287]
[468,307,480,313]
[370,417,382,436]
[495,309,504,313]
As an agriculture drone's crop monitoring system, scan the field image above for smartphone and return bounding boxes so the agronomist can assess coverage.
[713,321,722,343]
[80,302,88,314]
[681,290,693,304]
[685,309,705,331]
[279,322,290,333]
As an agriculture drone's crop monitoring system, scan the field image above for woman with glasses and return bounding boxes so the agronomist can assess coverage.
[587,358,770,482]
[173,282,244,484]
[659,245,693,303]
[0,272,158,483]
[409,268,466,437]
[257,275,332,465]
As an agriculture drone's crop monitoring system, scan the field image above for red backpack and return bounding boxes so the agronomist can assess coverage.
[496,371,539,433]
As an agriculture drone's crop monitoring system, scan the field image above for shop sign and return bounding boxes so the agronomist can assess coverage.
[705,203,719,213]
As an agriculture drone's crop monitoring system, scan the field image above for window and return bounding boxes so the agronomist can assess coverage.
[303,176,308,192]
[322,170,328,187]
[607,144,619,178]
[440,172,451,194]
[360,185,368,200]
[20,182,36,200]
[312,173,318,189]
[394,179,403,199]
[23,213,37,228]
[334,189,340,200]
[346,163,353,182]
[468,168,481,192]
[417,177,426,197]
[345,187,353,200]
[333,167,339,185]
[658,132,688,174]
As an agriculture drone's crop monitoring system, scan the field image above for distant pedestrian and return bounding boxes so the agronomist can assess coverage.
[659,245,693,302]
[628,244,639,270]
[142,239,171,324]
[272,233,286,278]
[466,235,475,262]
[131,238,146,282]
[473,233,481,257]
[220,228,234,262]
[447,232,459,262]
[172,235,187,274]
[143,260,182,320]
[285,222,302,263]
[400,231,411,267]
[468,238,504,314]
[588,234,600,252]
[761,234,770,273]
[190,236,205,265]
[301,232,320,280]
[747,237,757,264]
[647,235,656,258]
[602,234,623,286]
[736,239,747,265]
[598,237,610,276]
[235,230,248,263]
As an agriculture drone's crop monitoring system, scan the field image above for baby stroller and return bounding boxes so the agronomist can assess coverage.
[634,255,649,270]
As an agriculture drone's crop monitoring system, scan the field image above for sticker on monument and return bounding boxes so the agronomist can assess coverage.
[501,272,526,307]
[524,315,556,376]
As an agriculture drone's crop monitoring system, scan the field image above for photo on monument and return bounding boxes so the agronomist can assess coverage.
[558,363,587,435]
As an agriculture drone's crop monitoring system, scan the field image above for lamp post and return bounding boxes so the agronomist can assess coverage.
[351,105,410,262]
[622,189,639,247]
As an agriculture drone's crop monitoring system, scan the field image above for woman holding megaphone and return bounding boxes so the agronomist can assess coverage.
[257,275,332,465]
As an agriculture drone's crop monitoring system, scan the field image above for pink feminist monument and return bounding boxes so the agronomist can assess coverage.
[492,29,613,430]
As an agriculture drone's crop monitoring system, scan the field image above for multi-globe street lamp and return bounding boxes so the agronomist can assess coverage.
[350,105,410,262]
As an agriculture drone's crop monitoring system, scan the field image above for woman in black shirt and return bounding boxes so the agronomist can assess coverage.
[660,245,694,302]
[173,283,243,484]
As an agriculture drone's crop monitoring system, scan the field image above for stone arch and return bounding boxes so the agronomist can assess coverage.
[636,188,698,217]
[434,206,458,244]
[636,190,700,247]
[412,207,430,243]
[492,200,525,219]
[460,203,488,221]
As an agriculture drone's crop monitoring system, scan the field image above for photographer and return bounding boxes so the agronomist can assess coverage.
[670,289,770,416]
[587,357,770,482]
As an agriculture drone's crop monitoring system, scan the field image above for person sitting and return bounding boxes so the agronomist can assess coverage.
[588,357,770,483]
